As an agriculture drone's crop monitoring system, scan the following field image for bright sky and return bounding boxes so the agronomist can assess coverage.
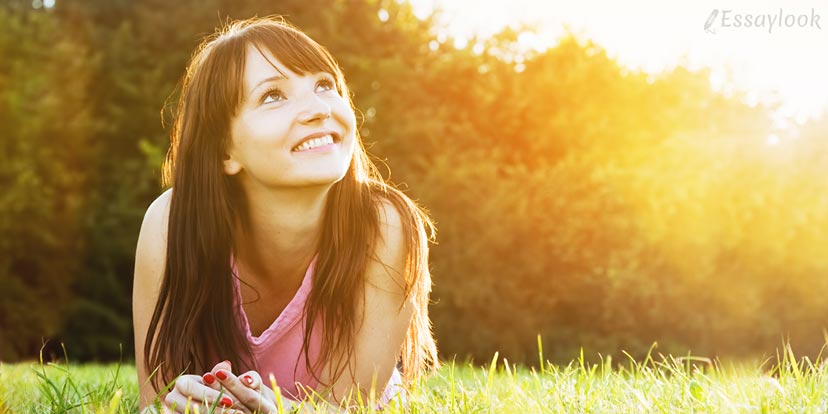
[408,0,828,124]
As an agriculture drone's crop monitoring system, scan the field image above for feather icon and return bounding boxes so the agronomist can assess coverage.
[704,9,719,33]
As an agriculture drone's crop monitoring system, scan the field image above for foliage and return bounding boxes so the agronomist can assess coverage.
[0,6,99,360]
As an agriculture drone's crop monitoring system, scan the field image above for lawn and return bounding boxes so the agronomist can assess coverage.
[2,343,827,413]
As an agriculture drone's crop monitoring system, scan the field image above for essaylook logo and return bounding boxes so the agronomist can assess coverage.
[704,8,822,34]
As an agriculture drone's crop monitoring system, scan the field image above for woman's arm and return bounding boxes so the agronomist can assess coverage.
[318,199,415,406]
[133,189,172,411]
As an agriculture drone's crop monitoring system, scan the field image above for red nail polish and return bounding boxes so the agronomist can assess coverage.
[202,373,215,385]
[215,370,228,380]
[243,375,253,385]
[220,396,233,407]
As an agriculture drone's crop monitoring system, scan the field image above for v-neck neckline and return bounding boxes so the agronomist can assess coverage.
[230,253,319,347]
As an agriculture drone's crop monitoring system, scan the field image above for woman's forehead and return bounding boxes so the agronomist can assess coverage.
[243,46,292,92]
[241,45,332,95]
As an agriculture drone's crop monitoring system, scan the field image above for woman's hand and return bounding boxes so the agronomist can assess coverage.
[161,371,245,414]
[209,362,283,414]
[163,360,307,414]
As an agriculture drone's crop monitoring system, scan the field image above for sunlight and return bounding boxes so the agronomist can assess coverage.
[409,0,828,124]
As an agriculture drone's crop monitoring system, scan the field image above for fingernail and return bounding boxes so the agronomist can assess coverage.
[215,369,228,380]
[222,359,231,367]
[202,373,215,385]
[242,375,253,385]
[220,396,233,407]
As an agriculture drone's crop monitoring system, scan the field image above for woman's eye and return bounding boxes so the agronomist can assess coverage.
[262,88,286,104]
[317,78,336,92]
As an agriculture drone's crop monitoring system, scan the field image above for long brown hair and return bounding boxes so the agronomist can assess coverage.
[145,16,438,394]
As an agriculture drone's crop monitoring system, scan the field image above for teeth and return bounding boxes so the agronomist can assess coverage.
[293,134,335,152]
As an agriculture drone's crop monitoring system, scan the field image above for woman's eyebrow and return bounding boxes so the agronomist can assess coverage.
[250,74,287,96]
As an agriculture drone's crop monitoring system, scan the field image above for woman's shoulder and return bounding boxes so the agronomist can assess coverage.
[374,196,405,231]
[145,187,173,220]
[371,189,434,243]
[135,188,173,278]
[365,196,408,290]
[142,188,173,230]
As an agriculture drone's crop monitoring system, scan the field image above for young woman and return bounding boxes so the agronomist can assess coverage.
[132,16,438,413]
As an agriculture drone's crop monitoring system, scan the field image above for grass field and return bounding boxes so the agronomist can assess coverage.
[2,342,828,413]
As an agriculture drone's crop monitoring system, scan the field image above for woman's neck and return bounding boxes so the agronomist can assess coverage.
[234,183,329,285]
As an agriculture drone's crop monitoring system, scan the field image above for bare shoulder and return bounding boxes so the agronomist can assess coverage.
[134,188,173,287]
[143,188,173,230]
[367,197,408,293]
[141,188,172,240]
[376,197,405,233]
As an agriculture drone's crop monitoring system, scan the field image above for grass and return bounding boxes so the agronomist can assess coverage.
[2,339,828,413]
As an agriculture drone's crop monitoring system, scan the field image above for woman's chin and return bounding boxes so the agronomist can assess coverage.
[294,169,349,187]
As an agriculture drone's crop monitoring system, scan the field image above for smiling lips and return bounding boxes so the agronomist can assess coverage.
[292,131,340,152]
[292,134,336,152]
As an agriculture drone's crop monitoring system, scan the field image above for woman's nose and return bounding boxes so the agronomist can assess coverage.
[297,92,332,124]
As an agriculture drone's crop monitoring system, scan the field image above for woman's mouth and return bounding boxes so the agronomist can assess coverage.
[291,133,339,153]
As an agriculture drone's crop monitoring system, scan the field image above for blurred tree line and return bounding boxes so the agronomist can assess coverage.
[1,0,827,365]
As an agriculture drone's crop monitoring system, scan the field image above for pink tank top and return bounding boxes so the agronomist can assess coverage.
[230,253,405,405]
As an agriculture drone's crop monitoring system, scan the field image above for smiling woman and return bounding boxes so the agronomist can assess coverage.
[223,42,356,190]
[132,16,438,414]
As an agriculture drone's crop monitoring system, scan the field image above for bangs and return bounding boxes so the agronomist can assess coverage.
[242,24,346,96]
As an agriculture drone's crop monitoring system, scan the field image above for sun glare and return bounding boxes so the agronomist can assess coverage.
[409,0,828,124]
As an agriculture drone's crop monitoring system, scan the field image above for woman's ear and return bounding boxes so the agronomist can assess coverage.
[223,152,243,176]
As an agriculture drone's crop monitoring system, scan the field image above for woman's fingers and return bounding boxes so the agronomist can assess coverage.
[201,360,231,392]
[173,374,223,402]
[170,374,246,413]
[163,389,244,414]
[212,359,232,373]
[202,371,221,391]
[238,370,280,403]
[212,368,278,414]
[238,370,262,389]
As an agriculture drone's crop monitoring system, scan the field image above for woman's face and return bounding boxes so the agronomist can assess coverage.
[224,45,357,190]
